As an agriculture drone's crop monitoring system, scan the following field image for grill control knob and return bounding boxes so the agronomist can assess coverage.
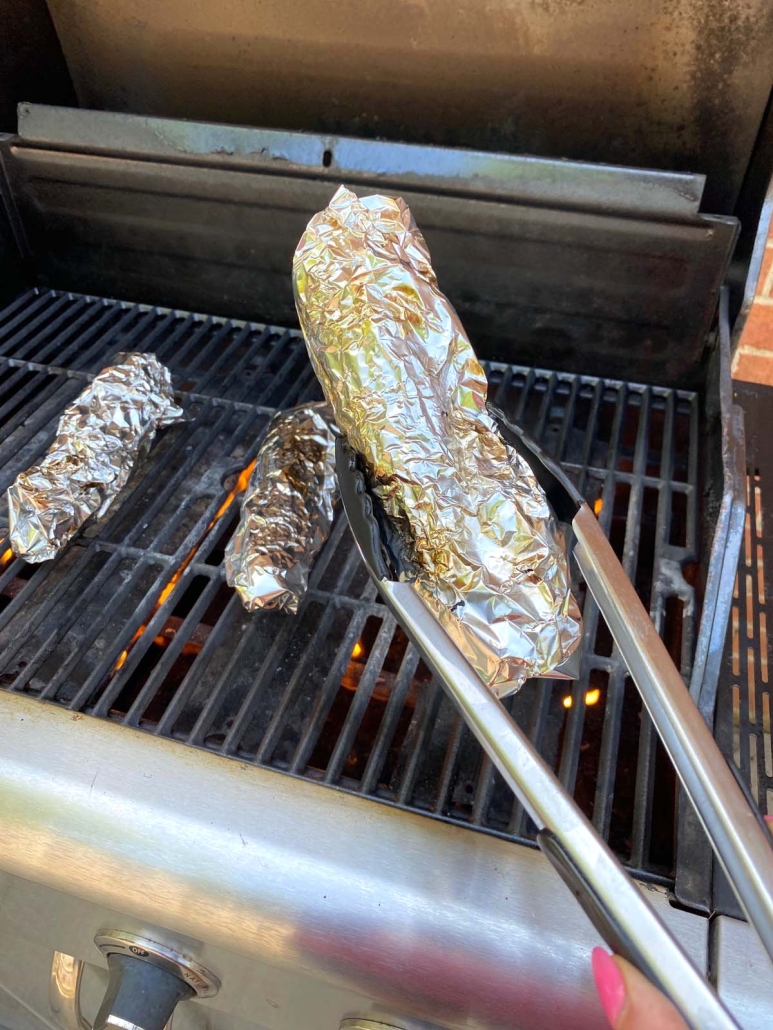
[50,932,219,1030]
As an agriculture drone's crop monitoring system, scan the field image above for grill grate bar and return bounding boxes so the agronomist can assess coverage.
[578,384,629,830]
[152,594,242,737]
[470,754,498,826]
[359,643,422,795]
[189,323,252,395]
[0,288,40,329]
[0,291,72,350]
[87,564,208,718]
[150,313,199,368]
[252,603,343,764]
[289,607,371,774]
[324,615,398,784]
[575,379,604,496]
[434,715,467,814]
[125,574,224,727]
[10,549,126,695]
[186,605,270,746]
[0,372,83,474]
[221,611,308,755]
[216,326,277,398]
[66,305,148,371]
[0,544,96,661]
[592,674,628,838]
[6,295,94,364]
[239,332,300,406]
[395,679,445,806]
[165,316,217,370]
[508,680,558,836]
[556,382,623,796]
[0,363,63,426]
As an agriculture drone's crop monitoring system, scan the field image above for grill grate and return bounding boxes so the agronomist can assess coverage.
[0,288,702,883]
[716,383,773,822]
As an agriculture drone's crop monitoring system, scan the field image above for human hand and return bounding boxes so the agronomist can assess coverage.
[592,815,772,1027]
[592,948,688,1029]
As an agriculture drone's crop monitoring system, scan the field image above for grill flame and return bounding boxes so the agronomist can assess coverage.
[110,458,258,676]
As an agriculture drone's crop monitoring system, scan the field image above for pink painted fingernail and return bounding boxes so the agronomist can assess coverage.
[592,947,626,1027]
[764,815,773,824]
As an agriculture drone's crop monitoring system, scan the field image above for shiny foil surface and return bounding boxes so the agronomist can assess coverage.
[224,402,338,614]
[8,353,183,563]
[293,186,582,694]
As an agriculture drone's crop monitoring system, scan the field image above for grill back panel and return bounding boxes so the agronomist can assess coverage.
[0,114,739,386]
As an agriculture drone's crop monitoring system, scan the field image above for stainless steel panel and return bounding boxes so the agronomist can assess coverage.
[714,915,773,1030]
[1,121,738,384]
[16,104,706,219]
[0,692,708,1030]
[43,0,773,214]
[0,873,367,1030]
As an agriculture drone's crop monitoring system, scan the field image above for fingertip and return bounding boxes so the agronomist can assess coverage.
[592,947,626,1027]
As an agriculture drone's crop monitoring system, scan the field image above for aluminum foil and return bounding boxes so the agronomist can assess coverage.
[293,186,582,694]
[8,353,183,563]
[224,402,338,614]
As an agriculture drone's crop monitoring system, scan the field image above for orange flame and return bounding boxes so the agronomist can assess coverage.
[0,548,14,569]
[593,498,603,516]
[563,688,603,710]
[110,458,258,676]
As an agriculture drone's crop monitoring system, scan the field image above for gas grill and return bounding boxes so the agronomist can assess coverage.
[0,26,772,1027]
[0,285,704,888]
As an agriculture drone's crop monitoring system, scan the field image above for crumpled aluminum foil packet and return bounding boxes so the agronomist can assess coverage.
[293,185,582,694]
[8,353,183,563]
[224,402,338,614]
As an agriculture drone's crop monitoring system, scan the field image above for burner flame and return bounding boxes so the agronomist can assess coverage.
[109,458,258,676]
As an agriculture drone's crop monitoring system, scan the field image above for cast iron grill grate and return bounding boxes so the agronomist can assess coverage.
[0,287,701,884]
[716,384,773,824]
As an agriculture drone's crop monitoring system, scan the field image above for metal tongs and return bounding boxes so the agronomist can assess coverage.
[336,407,773,1030]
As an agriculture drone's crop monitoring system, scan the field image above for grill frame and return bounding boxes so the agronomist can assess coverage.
[0,285,718,889]
[712,380,773,919]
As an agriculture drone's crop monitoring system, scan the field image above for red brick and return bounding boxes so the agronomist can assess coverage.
[756,247,773,301]
[737,301,773,354]
[734,348,773,386]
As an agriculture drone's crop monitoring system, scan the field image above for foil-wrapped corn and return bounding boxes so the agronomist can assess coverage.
[224,402,338,614]
[293,186,582,694]
[8,353,183,562]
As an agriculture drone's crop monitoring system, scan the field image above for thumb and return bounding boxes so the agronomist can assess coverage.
[592,948,689,1029]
